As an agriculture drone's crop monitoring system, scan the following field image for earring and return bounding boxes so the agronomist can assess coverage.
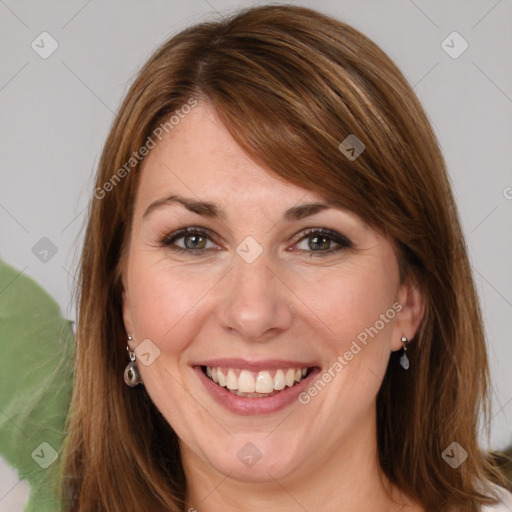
[124,335,142,387]
[399,336,410,370]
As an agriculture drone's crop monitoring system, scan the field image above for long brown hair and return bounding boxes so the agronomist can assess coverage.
[59,5,509,511]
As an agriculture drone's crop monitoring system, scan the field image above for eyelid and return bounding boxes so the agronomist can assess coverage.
[160,226,220,248]
[291,227,352,248]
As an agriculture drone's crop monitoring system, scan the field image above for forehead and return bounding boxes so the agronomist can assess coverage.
[135,102,327,211]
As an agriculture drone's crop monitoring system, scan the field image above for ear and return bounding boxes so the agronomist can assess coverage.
[390,278,425,352]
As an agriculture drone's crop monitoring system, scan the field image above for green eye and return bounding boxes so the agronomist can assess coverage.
[161,227,214,255]
[292,228,352,257]
[181,233,208,250]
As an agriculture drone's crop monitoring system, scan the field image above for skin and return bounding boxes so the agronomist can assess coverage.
[122,102,425,511]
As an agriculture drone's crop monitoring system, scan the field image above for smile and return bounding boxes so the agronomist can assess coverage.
[193,358,320,415]
[203,366,311,397]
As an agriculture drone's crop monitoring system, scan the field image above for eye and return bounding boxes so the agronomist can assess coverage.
[159,226,352,257]
[291,228,352,256]
[160,227,219,255]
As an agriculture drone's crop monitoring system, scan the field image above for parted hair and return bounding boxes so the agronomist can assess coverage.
[59,5,509,511]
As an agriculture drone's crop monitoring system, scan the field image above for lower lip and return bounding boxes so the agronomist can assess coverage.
[193,366,321,416]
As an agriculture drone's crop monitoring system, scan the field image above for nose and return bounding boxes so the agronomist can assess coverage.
[216,254,294,343]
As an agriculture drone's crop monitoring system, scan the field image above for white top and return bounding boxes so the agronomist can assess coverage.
[481,485,512,511]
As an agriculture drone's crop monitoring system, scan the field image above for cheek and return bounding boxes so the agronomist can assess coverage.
[125,254,214,352]
[290,256,400,367]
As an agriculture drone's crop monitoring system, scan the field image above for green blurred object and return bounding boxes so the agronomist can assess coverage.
[0,259,74,511]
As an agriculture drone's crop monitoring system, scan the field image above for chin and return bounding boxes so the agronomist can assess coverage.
[201,437,304,483]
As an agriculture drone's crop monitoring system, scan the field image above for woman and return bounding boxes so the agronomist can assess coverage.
[58,5,511,511]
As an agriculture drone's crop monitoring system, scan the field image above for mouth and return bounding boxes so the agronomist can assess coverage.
[193,360,321,415]
[201,365,313,398]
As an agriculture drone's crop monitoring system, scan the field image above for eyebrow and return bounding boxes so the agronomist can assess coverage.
[142,194,338,222]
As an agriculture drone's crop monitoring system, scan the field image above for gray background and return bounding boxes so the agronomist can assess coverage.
[1,0,511,509]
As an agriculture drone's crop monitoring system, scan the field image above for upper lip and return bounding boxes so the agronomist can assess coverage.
[193,358,319,371]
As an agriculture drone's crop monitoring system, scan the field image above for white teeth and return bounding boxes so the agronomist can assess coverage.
[255,371,274,393]
[226,369,238,390]
[274,369,286,390]
[285,368,295,387]
[217,368,226,387]
[238,370,256,393]
[205,365,310,395]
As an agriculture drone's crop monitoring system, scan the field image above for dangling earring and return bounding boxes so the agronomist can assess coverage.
[399,336,410,370]
[124,335,142,387]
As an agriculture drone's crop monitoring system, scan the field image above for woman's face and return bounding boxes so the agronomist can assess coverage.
[122,102,423,484]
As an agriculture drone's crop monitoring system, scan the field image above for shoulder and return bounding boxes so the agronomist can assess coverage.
[481,485,512,511]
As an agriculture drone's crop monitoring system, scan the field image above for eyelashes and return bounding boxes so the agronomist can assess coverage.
[289,227,352,256]
[160,227,217,255]
[158,226,353,258]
